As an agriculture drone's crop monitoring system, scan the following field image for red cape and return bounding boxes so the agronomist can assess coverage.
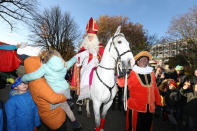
[0,42,22,72]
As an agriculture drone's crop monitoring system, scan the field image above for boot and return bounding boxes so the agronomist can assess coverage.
[95,127,100,131]
[100,118,106,130]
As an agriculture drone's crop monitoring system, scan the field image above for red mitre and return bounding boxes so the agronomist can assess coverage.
[86,17,98,34]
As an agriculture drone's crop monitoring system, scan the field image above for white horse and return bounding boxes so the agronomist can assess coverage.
[90,26,135,131]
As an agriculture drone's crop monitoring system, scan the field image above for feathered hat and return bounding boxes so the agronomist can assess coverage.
[134,51,152,61]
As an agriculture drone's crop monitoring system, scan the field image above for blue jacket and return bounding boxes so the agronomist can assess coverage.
[0,109,2,131]
[0,102,3,131]
[22,56,77,93]
[0,45,17,50]
[5,90,40,131]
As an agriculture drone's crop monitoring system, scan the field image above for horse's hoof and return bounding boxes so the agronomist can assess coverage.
[87,113,91,118]
[78,110,82,115]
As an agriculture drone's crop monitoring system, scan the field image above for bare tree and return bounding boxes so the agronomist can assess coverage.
[167,6,197,70]
[0,0,37,30]
[167,6,197,42]
[30,6,79,60]
[96,15,148,55]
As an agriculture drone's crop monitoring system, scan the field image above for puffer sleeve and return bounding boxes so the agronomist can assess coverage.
[5,99,17,131]
[65,57,77,70]
[22,64,46,82]
[33,103,41,127]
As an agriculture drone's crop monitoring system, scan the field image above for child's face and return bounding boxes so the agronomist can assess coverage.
[194,84,197,92]
[15,83,28,92]
[169,85,175,90]
[176,70,181,75]
[194,70,197,77]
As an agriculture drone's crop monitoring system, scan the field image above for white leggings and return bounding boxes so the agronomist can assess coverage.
[60,101,76,122]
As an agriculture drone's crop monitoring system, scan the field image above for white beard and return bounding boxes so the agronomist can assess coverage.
[80,35,99,53]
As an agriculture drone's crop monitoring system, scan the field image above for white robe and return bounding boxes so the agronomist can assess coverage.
[76,50,99,100]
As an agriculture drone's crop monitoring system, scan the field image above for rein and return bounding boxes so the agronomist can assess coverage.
[95,66,115,104]
[109,34,132,63]
[98,65,114,70]
[95,33,131,104]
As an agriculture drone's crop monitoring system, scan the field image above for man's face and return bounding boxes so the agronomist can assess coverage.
[194,70,197,77]
[88,35,94,42]
[15,83,28,92]
[157,68,162,74]
[137,57,149,68]
[193,84,197,92]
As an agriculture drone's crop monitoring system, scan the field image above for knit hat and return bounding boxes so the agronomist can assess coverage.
[169,81,178,89]
[11,77,22,89]
[175,65,184,71]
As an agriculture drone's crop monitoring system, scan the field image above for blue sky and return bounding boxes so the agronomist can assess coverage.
[0,0,197,44]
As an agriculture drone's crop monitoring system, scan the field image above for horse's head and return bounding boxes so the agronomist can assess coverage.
[108,26,135,70]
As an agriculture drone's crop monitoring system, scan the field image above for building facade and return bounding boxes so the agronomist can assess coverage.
[150,40,189,63]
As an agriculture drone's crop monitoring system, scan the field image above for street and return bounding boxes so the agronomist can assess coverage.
[0,86,176,131]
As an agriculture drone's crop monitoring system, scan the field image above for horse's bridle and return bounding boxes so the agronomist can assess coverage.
[95,33,132,103]
[109,33,132,62]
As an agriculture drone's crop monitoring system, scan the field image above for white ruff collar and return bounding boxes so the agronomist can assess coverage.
[132,65,153,74]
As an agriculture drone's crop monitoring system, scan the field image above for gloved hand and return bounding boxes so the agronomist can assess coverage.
[161,96,165,106]
[19,42,28,48]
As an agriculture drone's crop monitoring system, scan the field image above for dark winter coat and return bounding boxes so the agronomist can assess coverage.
[180,88,197,103]
[165,89,180,109]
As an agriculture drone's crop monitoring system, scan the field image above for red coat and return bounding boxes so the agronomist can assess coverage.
[118,70,162,113]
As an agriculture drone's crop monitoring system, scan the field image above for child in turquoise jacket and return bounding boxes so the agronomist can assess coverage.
[22,49,81,130]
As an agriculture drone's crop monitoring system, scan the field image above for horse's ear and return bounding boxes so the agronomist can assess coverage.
[114,26,121,36]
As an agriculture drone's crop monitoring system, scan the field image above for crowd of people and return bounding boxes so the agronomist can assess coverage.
[0,17,197,131]
[0,17,103,131]
[154,65,197,131]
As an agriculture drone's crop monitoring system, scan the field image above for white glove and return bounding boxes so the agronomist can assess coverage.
[19,42,28,49]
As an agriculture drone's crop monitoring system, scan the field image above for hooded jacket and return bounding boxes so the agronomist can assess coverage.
[23,56,67,130]
[5,90,40,131]
[22,56,77,93]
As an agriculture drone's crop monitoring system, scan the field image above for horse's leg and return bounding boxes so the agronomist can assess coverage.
[78,105,82,115]
[93,99,102,131]
[100,100,113,131]
[77,100,83,115]
[86,98,91,118]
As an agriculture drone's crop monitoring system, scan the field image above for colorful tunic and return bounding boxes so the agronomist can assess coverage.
[118,66,162,131]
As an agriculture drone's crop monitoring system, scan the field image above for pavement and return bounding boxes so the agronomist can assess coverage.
[0,85,177,131]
